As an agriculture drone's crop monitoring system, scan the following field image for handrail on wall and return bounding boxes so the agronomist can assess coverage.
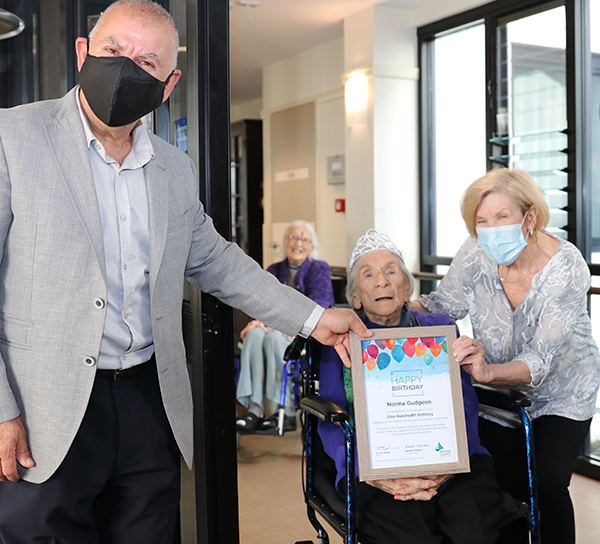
[413,271,600,297]
[412,271,444,282]
[327,270,600,297]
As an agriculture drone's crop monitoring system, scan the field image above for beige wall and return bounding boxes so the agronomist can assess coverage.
[270,102,316,224]
[262,39,346,268]
[257,0,494,270]
[316,95,347,268]
[230,98,262,124]
[263,94,348,269]
[262,38,344,112]
[343,6,420,275]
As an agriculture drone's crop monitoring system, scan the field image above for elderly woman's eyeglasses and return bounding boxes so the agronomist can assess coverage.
[287,234,312,243]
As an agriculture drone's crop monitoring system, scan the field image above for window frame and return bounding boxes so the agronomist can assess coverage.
[417,0,593,266]
[418,0,600,477]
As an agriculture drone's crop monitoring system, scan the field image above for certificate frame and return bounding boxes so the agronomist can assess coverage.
[350,325,470,481]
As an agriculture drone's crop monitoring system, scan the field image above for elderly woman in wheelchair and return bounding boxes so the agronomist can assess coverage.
[317,229,517,544]
[236,220,335,434]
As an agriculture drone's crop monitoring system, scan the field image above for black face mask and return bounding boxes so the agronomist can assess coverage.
[78,54,172,127]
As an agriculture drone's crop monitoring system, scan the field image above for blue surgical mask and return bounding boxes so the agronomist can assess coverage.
[476,212,529,266]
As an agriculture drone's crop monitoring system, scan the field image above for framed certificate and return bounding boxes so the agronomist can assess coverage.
[350,325,470,481]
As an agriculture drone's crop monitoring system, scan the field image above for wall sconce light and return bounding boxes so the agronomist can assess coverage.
[345,72,368,125]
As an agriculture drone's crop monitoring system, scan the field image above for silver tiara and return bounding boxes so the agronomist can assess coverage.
[348,229,405,272]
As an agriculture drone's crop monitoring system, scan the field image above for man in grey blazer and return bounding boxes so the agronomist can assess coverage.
[0,2,368,542]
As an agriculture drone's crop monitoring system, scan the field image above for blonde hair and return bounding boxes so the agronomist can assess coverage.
[460,168,550,238]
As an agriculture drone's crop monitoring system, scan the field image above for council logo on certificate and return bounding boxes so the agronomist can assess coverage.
[350,325,470,481]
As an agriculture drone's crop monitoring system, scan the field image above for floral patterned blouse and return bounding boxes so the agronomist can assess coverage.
[418,235,600,423]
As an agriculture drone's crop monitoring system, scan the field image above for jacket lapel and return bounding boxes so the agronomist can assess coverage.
[43,88,106,284]
[145,157,169,295]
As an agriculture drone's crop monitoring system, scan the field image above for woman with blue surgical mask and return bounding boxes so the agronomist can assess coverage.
[411,168,600,544]
[476,207,529,267]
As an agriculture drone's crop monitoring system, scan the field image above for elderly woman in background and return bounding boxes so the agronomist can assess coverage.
[318,229,514,544]
[236,220,335,434]
[412,168,600,544]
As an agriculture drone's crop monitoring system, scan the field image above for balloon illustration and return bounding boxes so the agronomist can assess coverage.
[424,353,433,366]
[430,341,442,357]
[377,352,391,370]
[385,338,396,350]
[421,337,434,348]
[376,340,387,349]
[367,344,379,358]
[362,350,368,363]
[392,345,404,363]
[403,341,415,358]
[366,357,377,371]
[415,342,427,357]
[442,340,447,353]
[406,337,418,345]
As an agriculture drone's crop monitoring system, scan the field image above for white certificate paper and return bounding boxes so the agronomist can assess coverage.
[350,325,470,481]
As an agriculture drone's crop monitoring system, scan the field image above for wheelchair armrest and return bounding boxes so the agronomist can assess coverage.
[473,383,531,411]
[300,395,349,424]
[284,335,307,361]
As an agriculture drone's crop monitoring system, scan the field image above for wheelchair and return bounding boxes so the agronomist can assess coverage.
[234,342,303,436]
[286,336,540,544]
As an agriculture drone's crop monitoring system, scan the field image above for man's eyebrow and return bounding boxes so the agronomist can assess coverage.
[98,36,163,67]
[99,36,122,50]
[141,51,162,66]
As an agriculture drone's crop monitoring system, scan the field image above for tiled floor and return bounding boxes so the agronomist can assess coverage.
[237,428,343,544]
[237,429,600,544]
[571,471,600,543]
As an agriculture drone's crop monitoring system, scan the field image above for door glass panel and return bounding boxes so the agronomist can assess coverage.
[491,6,568,239]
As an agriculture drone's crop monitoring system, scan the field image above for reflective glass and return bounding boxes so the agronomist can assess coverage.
[588,277,600,461]
[493,7,568,239]
[590,1,600,263]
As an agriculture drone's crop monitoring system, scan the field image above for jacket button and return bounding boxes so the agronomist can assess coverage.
[83,356,96,367]
[94,298,106,309]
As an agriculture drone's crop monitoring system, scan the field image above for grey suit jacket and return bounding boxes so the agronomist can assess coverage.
[0,88,317,483]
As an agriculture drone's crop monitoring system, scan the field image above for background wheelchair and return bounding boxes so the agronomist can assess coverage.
[235,345,304,436]
[286,336,540,544]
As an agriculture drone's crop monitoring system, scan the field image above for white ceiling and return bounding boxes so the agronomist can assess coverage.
[229,0,429,104]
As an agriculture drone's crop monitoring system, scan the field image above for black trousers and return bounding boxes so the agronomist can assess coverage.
[350,454,505,544]
[0,359,181,544]
[479,415,592,544]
